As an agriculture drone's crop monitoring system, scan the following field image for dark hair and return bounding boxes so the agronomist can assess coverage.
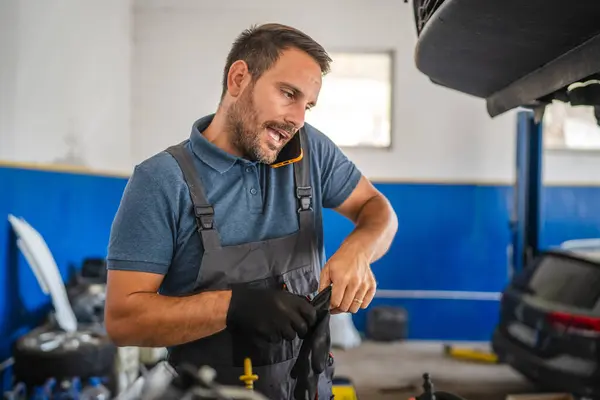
[220,23,332,100]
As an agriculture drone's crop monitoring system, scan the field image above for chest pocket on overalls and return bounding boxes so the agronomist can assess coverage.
[281,264,320,297]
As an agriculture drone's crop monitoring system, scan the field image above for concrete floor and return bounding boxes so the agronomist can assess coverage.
[331,340,543,400]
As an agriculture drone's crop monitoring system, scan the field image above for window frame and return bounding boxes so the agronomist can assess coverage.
[542,101,600,153]
[305,48,396,150]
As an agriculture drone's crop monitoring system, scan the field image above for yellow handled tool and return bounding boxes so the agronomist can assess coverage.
[443,344,498,363]
[239,357,259,390]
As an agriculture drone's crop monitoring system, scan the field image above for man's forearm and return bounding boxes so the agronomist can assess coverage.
[341,194,398,263]
[105,290,232,348]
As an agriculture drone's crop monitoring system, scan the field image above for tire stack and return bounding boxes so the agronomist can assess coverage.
[12,258,119,395]
[12,324,118,391]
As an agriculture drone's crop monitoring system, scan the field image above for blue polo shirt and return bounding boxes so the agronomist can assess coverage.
[106,114,362,295]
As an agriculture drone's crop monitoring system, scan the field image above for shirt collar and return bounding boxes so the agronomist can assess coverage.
[189,114,251,174]
[188,113,303,173]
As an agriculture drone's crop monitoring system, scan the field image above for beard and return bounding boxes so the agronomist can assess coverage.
[225,83,295,164]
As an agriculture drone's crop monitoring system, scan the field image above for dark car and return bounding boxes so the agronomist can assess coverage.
[491,250,600,398]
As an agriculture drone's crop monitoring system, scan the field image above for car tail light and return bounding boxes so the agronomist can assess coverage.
[547,311,600,336]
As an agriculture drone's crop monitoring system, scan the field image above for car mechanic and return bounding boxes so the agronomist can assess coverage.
[103,22,398,400]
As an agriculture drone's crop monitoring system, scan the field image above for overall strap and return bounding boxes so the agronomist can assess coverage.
[165,141,221,251]
[293,129,314,226]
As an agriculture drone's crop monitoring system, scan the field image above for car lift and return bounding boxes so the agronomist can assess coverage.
[444,108,543,364]
[511,109,544,274]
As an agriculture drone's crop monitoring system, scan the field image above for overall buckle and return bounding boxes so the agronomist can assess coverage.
[296,186,313,211]
[195,205,214,230]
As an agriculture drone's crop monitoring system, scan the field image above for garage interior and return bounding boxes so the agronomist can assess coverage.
[2,0,600,399]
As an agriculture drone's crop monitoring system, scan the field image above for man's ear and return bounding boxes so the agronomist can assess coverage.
[227,60,250,98]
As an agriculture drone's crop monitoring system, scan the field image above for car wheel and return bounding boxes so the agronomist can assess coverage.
[12,325,118,387]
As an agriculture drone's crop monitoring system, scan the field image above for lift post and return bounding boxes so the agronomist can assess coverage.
[510,109,543,275]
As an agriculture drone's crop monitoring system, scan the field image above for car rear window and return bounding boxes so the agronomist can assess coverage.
[524,252,600,310]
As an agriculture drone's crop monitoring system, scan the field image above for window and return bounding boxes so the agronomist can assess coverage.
[543,101,600,150]
[305,51,393,148]
[523,253,600,310]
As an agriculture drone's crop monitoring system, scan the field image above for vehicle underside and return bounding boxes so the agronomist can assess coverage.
[412,1,600,398]
[412,0,600,118]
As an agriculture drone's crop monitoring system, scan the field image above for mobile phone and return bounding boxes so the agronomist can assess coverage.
[311,285,332,309]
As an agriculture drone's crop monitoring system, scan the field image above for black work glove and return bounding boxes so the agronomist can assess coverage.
[226,287,317,343]
[291,286,332,400]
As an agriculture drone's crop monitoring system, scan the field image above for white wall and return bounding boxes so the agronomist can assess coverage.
[545,151,600,185]
[1,0,598,184]
[131,0,600,185]
[0,0,133,174]
[0,0,19,161]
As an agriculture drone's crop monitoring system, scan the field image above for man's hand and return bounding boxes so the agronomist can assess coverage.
[226,287,317,342]
[321,176,398,314]
[318,247,377,314]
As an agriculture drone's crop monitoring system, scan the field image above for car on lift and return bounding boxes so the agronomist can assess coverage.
[410,0,600,397]
[411,0,600,119]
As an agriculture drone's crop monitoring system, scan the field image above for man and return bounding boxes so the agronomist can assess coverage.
[104,23,398,399]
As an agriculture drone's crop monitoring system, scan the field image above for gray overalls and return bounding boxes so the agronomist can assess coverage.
[164,128,334,399]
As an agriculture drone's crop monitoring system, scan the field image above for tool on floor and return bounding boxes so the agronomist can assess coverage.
[411,373,468,400]
[413,373,435,400]
[239,357,259,390]
[443,344,498,364]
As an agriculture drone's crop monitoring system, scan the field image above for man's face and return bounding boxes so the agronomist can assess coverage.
[226,48,323,164]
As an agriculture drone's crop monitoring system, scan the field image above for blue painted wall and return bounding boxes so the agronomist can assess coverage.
[0,166,127,365]
[2,165,600,369]
[341,184,600,341]
[323,183,514,342]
